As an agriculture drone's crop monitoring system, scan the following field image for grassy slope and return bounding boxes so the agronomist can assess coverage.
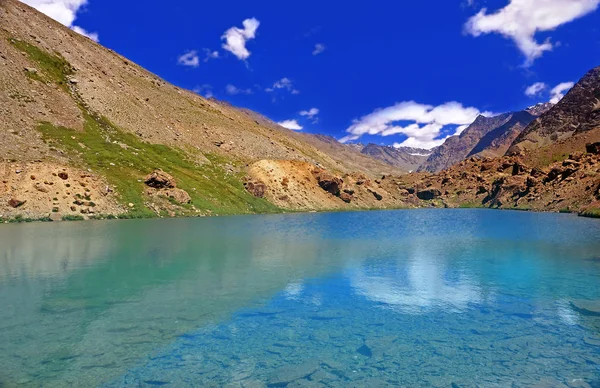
[9,37,281,218]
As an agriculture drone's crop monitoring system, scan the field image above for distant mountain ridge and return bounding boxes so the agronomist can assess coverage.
[360,143,431,172]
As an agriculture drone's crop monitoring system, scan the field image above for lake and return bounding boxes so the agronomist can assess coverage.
[1,209,600,387]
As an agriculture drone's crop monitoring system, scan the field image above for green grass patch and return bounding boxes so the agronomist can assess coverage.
[0,215,52,223]
[8,38,73,88]
[37,114,281,217]
[62,215,85,221]
[580,207,600,219]
[458,201,483,209]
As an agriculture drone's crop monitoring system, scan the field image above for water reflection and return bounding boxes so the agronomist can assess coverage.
[351,240,487,314]
[0,210,599,387]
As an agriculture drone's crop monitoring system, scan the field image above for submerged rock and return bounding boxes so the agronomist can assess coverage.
[570,300,600,316]
[268,361,319,386]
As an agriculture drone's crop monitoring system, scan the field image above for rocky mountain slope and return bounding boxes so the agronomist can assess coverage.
[0,0,598,221]
[0,0,400,221]
[417,103,554,173]
[360,144,430,172]
[418,113,514,172]
[509,66,600,156]
[467,111,537,159]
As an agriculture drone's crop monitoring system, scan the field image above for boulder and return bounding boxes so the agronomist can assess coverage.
[416,188,441,200]
[511,162,527,176]
[144,169,176,189]
[586,142,600,155]
[368,189,383,201]
[340,192,353,203]
[164,188,191,204]
[244,181,267,198]
[313,169,343,196]
[8,198,25,208]
[530,167,544,178]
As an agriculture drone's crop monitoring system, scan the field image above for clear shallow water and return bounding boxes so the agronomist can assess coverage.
[1,210,600,387]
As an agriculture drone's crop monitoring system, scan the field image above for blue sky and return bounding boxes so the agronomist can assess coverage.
[22,0,600,149]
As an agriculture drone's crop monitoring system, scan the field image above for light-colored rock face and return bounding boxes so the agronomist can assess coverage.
[0,162,124,220]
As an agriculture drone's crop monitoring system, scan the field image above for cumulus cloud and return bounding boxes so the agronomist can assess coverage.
[465,0,600,64]
[177,50,200,68]
[265,78,300,94]
[340,101,488,149]
[278,119,303,131]
[312,43,326,55]
[525,82,548,97]
[549,81,575,104]
[225,84,253,95]
[21,0,99,41]
[221,18,260,60]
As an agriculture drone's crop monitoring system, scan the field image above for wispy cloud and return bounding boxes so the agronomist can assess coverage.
[222,18,260,60]
[20,0,99,41]
[177,50,200,68]
[312,43,326,55]
[225,84,253,95]
[465,0,600,65]
[525,82,548,97]
[300,107,319,123]
[193,84,213,98]
[265,78,300,94]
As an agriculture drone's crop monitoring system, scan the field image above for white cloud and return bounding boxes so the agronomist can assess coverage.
[203,49,219,62]
[265,77,300,94]
[71,25,98,42]
[549,81,575,104]
[455,124,470,135]
[300,108,319,118]
[225,84,253,95]
[20,0,99,41]
[340,101,488,149]
[525,82,548,97]
[177,50,200,68]
[300,107,319,124]
[193,84,213,98]
[465,0,600,64]
[278,119,303,131]
[312,43,326,55]
[221,18,260,60]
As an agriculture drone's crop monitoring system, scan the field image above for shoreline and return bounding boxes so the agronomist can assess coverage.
[2,205,598,225]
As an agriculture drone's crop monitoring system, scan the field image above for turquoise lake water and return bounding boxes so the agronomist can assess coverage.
[1,209,600,387]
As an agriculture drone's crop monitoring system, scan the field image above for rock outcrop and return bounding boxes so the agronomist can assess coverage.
[144,170,177,189]
[509,66,600,154]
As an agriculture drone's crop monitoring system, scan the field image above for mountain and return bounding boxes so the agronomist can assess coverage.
[0,0,401,220]
[508,66,600,157]
[360,144,431,172]
[417,113,514,172]
[467,110,537,159]
[1,0,598,220]
[525,102,554,117]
